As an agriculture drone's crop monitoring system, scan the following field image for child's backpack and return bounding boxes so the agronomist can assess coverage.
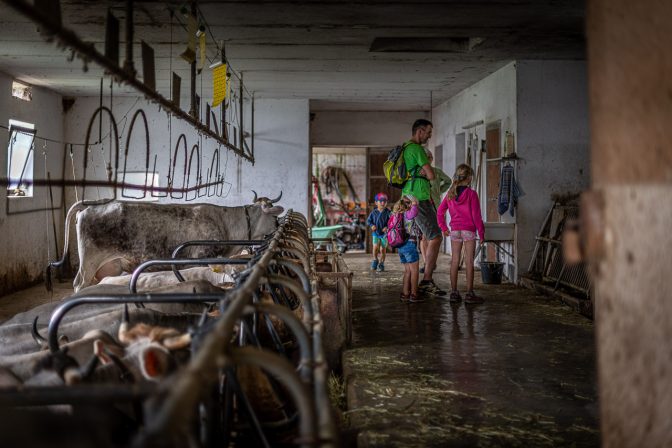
[386,212,408,248]
[383,143,411,189]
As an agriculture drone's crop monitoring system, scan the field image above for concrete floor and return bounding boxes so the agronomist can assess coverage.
[342,253,599,447]
[0,279,73,323]
[0,255,599,447]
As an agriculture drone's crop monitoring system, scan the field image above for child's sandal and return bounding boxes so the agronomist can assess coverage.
[400,293,410,303]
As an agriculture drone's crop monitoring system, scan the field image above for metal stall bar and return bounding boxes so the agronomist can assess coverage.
[170,240,264,281]
[2,0,253,162]
[136,212,318,447]
[46,293,230,352]
[128,258,247,293]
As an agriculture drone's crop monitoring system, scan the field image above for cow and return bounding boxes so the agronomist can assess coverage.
[0,280,224,381]
[49,192,283,292]
[98,266,236,291]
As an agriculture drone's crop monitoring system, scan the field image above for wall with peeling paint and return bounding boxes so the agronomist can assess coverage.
[0,71,65,296]
[516,60,590,272]
[310,110,430,147]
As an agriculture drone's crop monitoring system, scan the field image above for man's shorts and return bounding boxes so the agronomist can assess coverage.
[450,230,477,242]
[398,240,419,264]
[416,200,442,241]
[372,234,388,248]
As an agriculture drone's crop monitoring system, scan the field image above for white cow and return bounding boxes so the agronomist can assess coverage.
[49,192,282,291]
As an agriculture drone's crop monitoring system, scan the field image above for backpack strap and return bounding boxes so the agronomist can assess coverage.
[404,142,431,183]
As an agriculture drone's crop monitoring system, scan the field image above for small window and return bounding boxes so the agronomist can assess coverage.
[7,119,35,197]
[118,171,160,201]
[11,81,32,101]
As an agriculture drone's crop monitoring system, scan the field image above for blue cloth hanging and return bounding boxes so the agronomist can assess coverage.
[497,163,520,217]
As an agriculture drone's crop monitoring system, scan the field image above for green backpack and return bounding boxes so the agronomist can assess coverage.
[383,143,412,189]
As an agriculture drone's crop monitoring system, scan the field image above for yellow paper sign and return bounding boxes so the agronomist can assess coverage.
[212,63,227,108]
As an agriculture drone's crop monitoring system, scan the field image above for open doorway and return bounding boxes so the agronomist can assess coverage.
[312,146,368,253]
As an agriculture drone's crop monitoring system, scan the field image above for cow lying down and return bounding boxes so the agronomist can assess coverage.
[0,305,207,383]
[0,280,224,366]
[98,266,236,291]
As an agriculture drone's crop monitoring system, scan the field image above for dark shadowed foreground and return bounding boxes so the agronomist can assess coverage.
[343,253,599,447]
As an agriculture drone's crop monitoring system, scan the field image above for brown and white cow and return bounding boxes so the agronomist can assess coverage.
[50,192,283,292]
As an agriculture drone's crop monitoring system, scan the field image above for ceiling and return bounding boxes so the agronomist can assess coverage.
[0,0,586,111]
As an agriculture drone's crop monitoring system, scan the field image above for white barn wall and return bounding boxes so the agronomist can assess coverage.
[62,96,309,264]
[230,98,310,216]
[0,71,65,295]
[310,110,429,147]
[431,62,517,185]
[431,60,590,281]
[516,60,590,272]
[431,62,517,269]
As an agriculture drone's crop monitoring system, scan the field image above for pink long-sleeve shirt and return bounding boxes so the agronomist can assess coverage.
[437,187,485,240]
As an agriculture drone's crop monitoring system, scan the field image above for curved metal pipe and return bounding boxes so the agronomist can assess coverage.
[231,346,316,448]
[46,199,114,291]
[269,259,311,295]
[129,258,248,293]
[137,235,283,443]
[278,246,311,272]
[82,106,120,201]
[242,303,313,382]
[46,293,229,352]
[264,274,313,329]
[120,108,151,200]
[169,240,264,282]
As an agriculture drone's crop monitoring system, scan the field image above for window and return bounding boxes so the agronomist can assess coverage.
[118,171,160,201]
[7,119,35,197]
[11,81,32,101]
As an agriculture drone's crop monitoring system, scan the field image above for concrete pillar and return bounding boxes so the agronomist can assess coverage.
[586,0,672,446]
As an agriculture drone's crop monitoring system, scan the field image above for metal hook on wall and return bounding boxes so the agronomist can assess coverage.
[82,106,120,202]
[120,108,151,200]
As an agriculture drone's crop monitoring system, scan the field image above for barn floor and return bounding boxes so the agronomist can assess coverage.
[341,253,599,447]
[0,254,600,447]
[0,279,73,323]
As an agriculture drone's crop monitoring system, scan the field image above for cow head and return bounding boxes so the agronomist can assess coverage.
[252,190,284,216]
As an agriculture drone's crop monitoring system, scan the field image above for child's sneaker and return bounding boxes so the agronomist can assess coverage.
[400,293,410,303]
[370,259,378,271]
[465,291,485,304]
[409,293,425,303]
[377,262,385,272]
[449,290,462,303]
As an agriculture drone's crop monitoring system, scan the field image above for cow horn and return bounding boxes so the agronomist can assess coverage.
[32,316,47,346]
[270,191,283,204]
[252,190,258,203]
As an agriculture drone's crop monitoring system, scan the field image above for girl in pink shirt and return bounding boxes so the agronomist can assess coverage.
[436,164,485,304]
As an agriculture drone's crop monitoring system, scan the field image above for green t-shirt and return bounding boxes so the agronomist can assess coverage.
[401,141,431,201]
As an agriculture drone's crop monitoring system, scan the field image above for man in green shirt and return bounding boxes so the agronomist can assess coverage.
[401,119,447,297]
